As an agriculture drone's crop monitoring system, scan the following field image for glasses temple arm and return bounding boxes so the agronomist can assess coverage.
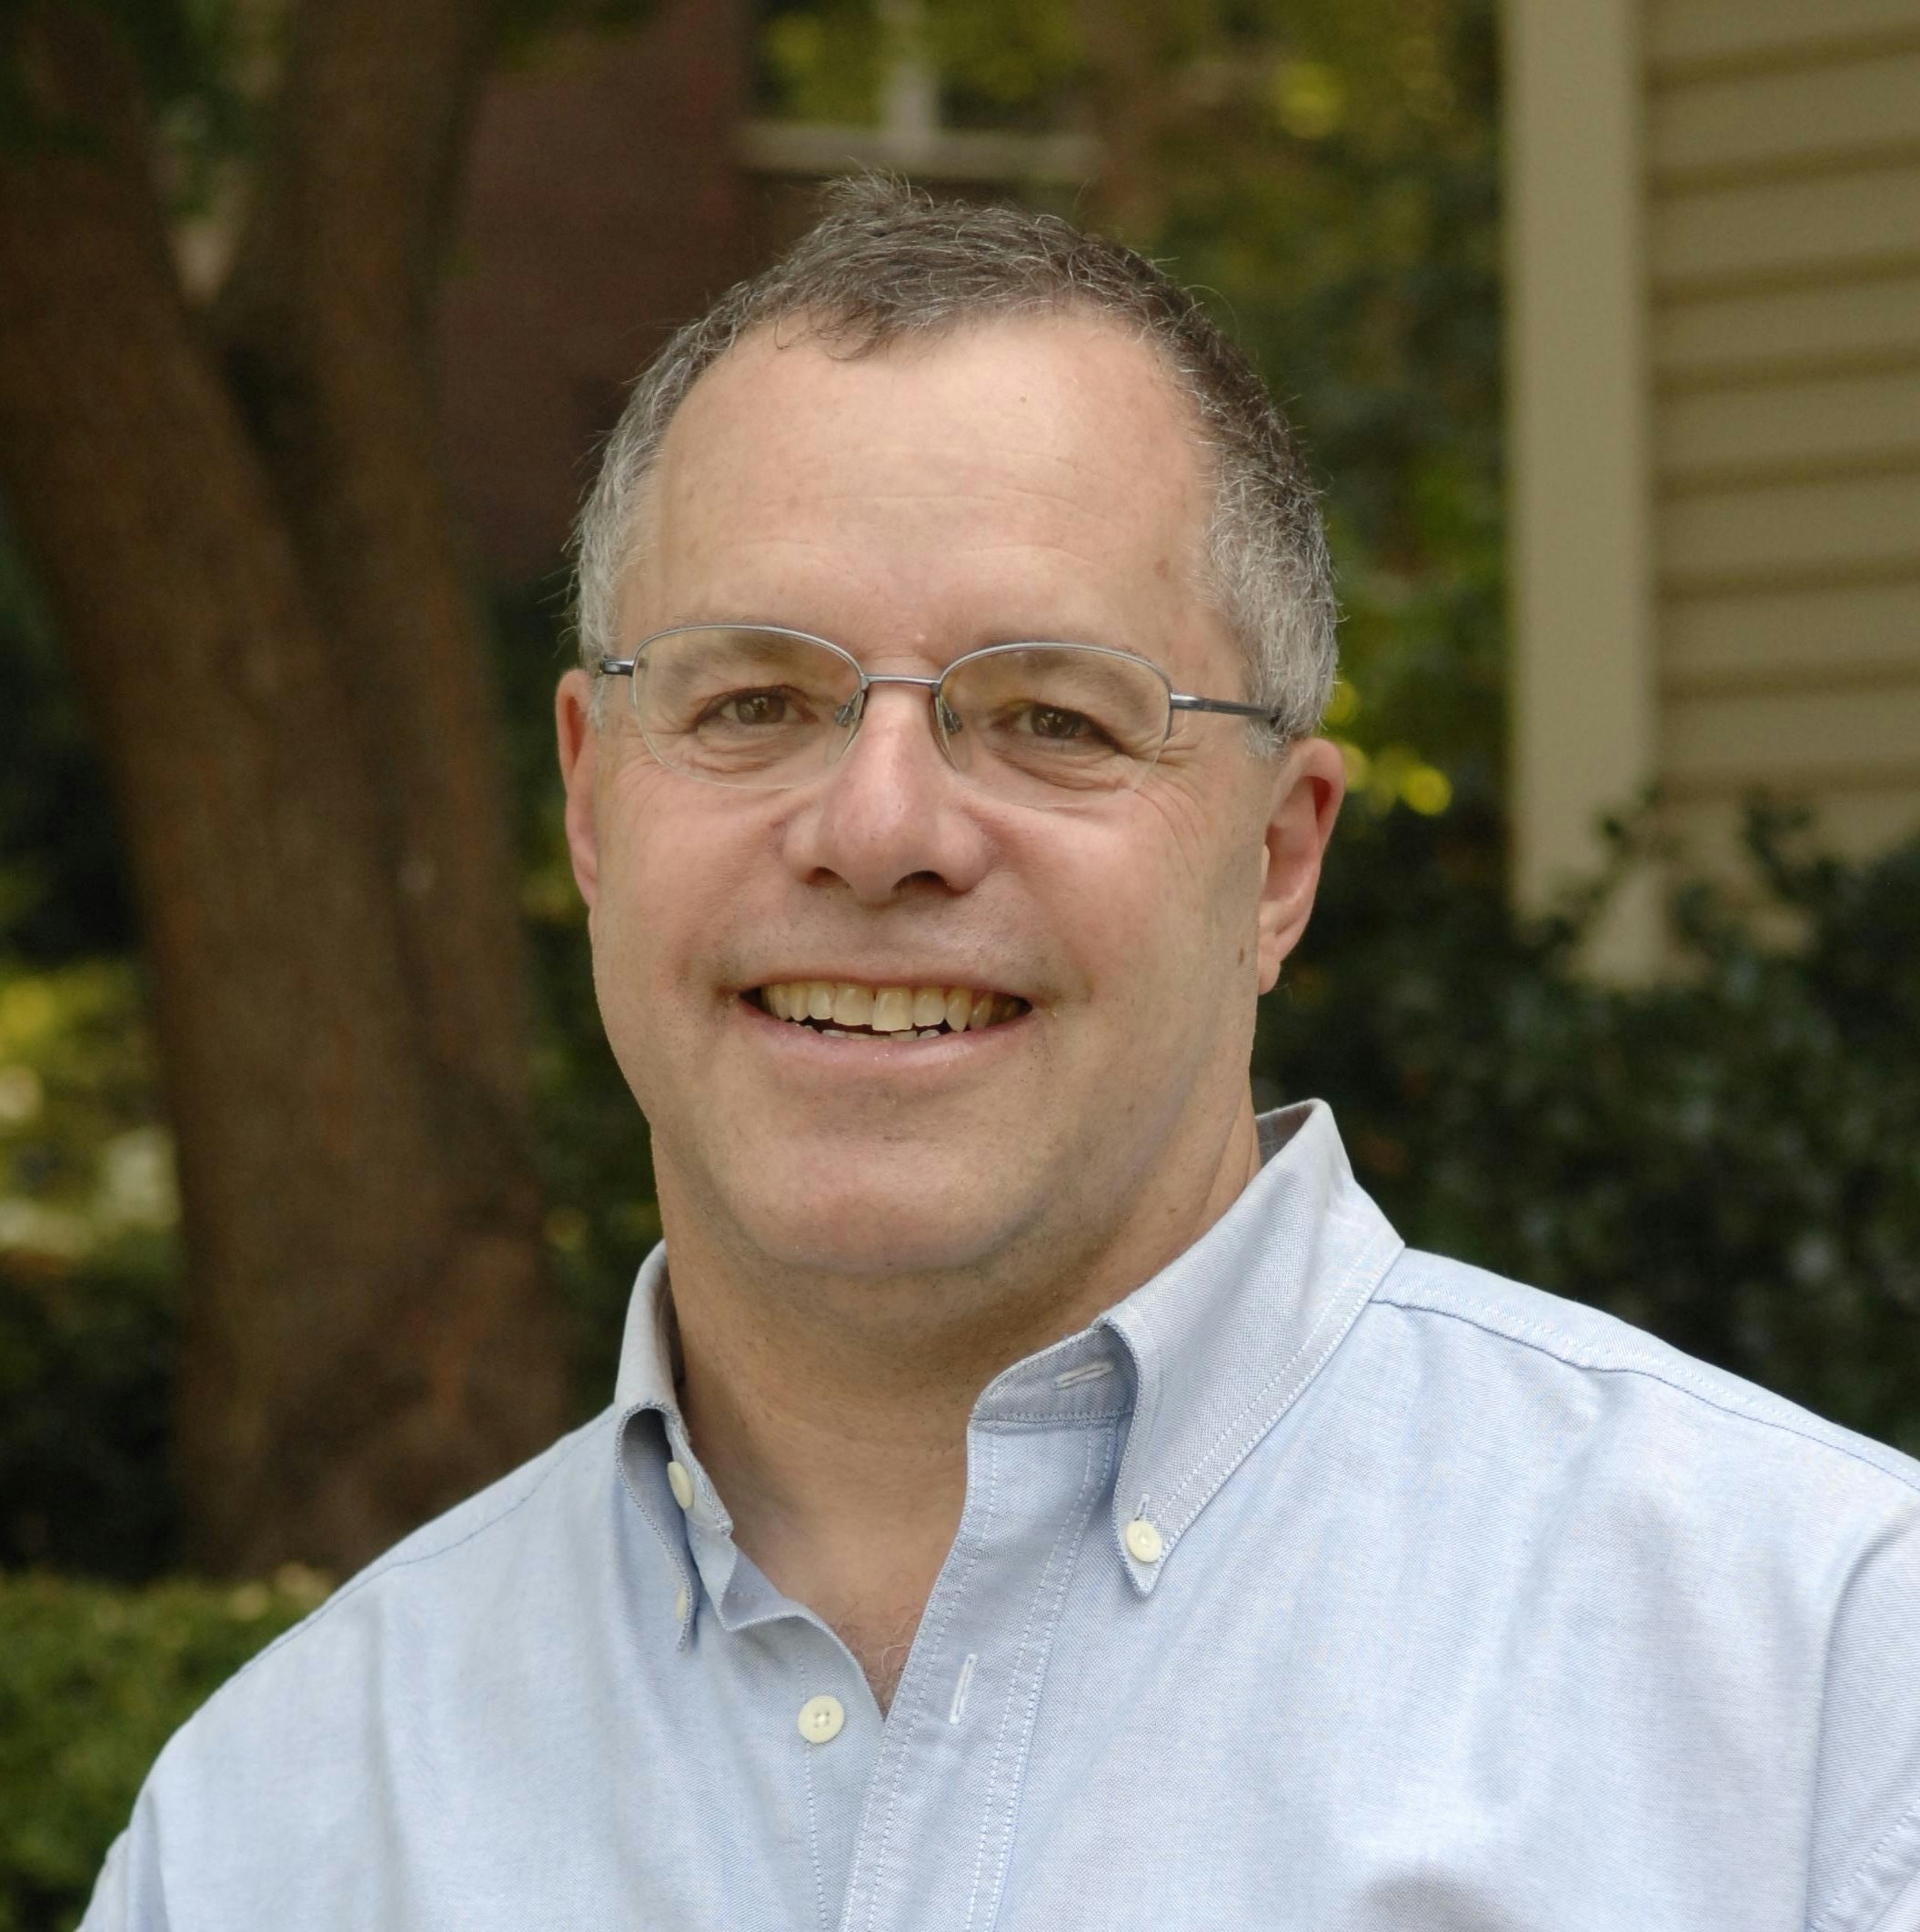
[1169,693,1286,723]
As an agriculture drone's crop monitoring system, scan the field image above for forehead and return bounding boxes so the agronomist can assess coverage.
[628,314,1223,668]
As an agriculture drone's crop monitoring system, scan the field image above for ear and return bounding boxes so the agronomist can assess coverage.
[555,669,602,910]
[1254,737,1345,992]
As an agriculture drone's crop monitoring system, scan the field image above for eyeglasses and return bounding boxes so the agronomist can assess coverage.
[597,625,1284,809]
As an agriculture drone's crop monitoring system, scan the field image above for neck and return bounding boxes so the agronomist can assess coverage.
[660,1102,1263,1707]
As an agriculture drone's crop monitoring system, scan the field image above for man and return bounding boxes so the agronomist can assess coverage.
[87,180,1919,1930]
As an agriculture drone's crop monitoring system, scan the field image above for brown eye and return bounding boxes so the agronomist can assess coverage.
[695,688,807,730]
[1014,704,1112,748]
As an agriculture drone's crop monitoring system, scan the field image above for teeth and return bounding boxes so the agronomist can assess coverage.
[870,986,916,1032]
[758,980,1023,1035]
[831,983,874,1027]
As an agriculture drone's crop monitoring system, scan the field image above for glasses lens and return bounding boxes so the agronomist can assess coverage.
[631,628,860,787]
[940,645,1171,802]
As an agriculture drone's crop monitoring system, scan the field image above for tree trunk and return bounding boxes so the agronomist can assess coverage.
[0,3,568,1575]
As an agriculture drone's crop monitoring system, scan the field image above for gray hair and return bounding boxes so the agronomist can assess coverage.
[572,176,1336,746]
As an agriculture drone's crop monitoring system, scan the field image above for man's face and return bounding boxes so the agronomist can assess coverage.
[558,316,1340,1292]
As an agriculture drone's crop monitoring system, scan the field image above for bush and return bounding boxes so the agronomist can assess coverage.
[1262,805,1920,1453]
[0,959,181,1578]
[0,1258,177,1580]
[0,1568,327,1932]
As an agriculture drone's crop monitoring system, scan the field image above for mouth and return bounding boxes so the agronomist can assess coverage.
[748,979,1030,1040]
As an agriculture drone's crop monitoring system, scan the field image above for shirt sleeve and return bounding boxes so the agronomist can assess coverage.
[1855,1832,1920,1932]
[76,1830,131,1931]
[1807,1497,1920,1932]
[76,1802,169,1932]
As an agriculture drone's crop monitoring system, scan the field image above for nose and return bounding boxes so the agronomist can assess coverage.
[779,682,992,904]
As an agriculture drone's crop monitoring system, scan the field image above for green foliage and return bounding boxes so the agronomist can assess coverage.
[0,0,266,214]
[0,1252,177,1580]
[1133,0,1507,798]
[0,518,181,1578]
[0,518,132,963]
[921,0,1082,133]
[0,1567,327,1932]
[491,587,663,1410]
[1262,807,1920,1454]
[758,0,884,124]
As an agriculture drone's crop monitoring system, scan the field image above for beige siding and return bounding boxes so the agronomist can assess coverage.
[1644,0,1920,882]
[1650,165,1920,292]
[1659,473,1920,586]
[1664,680,1920,787]
[1658,366,1920,483]
[1649,50,1920,181]
[1648,0,1920,75]
[1654,274,1920,382]
[1663,579,1920,682]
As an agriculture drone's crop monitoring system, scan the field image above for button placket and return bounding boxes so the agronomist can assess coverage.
[839,1420,1116,1932]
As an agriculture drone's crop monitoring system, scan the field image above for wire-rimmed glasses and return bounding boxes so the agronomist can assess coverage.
[597,624,1283,810]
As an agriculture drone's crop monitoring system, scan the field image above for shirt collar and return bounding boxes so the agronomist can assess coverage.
[1090,1101,1402,1593]
[612,1101,1402,1606]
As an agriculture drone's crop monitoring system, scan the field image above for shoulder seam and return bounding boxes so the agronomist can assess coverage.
[1372,1290,1920,1502]
[196,1412,618,1707]
[1811,1785,1920,1931]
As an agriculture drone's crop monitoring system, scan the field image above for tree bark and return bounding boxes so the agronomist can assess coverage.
[0,3,568,1575]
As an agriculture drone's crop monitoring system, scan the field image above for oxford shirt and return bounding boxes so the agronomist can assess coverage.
[85,1102,1920,1930]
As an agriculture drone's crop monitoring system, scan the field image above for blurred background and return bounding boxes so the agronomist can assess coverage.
[2,0,1916,1921]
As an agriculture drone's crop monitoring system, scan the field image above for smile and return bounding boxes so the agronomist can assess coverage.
[749,980,1029,1040]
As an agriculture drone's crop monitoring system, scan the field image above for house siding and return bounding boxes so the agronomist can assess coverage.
[1645,1,1920,871]
[1507,0,1920,964]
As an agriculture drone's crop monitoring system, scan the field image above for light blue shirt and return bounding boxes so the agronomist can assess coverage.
[85,1103,1920,1930]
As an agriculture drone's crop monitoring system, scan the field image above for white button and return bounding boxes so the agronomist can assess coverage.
[666,1461,694,1510]
[798,1695,845,1745]
[673,1585,689,1621]
[1125,1517,1165,1564]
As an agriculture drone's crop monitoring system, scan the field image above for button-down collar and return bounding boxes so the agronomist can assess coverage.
[613,1101,1402,1613]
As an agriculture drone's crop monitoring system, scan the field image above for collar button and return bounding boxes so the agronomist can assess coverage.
[1125,1516,1165,1564]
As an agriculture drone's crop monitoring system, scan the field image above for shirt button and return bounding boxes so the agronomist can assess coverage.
[797,1695,845,1745]
[673,1585,689,1621]
[1125,1517,1165,1564]
[666,1460,695,1510]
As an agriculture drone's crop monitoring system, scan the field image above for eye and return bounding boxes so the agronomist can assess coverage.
[1009,703,1114,750]
[697,688,809,729]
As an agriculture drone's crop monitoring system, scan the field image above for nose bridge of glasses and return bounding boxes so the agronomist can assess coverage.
[860,670,945,698]
[838,669,954,743]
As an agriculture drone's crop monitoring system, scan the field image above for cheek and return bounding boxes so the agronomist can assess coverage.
[1031,800,1252,1020]
[590,776,747,1010]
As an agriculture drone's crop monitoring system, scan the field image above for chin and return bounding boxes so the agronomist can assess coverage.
[728,1180,1020,1282]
